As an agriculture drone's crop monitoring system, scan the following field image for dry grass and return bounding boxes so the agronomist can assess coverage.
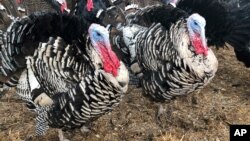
[0,48,249,141]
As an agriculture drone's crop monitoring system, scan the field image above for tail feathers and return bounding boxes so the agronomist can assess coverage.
[8,12,89,46]
[132,5,188,29]
[223,3,250,67]
[0,12,89,77]
[223,0,249,8]
[0,30,20,76]
[0,17,36,77]
[224,3,250,49]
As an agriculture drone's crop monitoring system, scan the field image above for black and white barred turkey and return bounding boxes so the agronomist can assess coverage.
[0,0,129,139]
[119,5,217,100]
[16,22,128,140]
[113,0,250,101]
[0,0,125,95]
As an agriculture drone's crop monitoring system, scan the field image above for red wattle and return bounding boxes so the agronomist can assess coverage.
[98,45,120,77]
[87,0,94,12]
[192,36,208,56]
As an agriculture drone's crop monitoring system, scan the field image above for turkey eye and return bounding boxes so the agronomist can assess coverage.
[194,21,198,26]
[97,32,101,36]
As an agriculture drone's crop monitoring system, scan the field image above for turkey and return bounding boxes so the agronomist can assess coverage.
[168,0,250,67]
[0,0,126,96]
[0,3,129,139]
[0,0,125,77]
[118,5,218,100]
[16,22,128,140]
[114,0,250,101]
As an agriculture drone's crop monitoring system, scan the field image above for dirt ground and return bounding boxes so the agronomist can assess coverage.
[0,47,249,141]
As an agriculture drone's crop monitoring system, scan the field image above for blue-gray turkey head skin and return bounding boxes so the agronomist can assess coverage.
[16,23,129,136]
[120,5,218,101]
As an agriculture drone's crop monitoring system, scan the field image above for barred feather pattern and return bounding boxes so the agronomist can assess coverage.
[46,69,125,130]
[18,73,50,136]
[30,37,88,92]
[16,69,33,103]
[16,36,128,135]
[126,19,218,100]
[0,17,32,77]
[0,12,90,93]
[0,29,16,76]
[17,58,59,136]
[0,18,28,92]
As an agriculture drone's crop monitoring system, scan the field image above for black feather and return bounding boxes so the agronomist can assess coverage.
[132,5,189,29]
